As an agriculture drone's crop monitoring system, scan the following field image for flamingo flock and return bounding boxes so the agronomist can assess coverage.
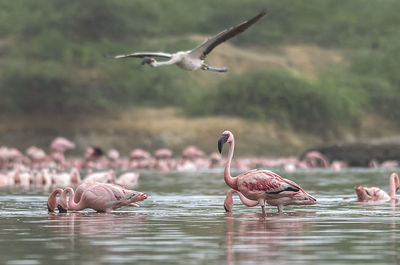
[1,131,399,215]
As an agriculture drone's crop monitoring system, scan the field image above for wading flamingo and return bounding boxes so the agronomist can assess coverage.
[57,182,148,213]
[224,188,316,214]
[218,130,316,217]
[111,10,266,72]
[355,172,400,202]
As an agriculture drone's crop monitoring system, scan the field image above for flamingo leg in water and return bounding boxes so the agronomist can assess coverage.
[259,199,266,217]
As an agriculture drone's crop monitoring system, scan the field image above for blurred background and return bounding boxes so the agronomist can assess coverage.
[0,0,399,157]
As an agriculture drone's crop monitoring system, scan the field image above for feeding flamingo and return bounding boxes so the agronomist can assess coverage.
[111,10,266,72]
[56,182,148,213]
[218,130,316,217]
[224,188,316,214]
[47,188,63,212]
[355,172,399,202]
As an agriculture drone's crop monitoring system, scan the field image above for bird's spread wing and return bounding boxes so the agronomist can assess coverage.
[111,52,172,59]
[189,9,267,60]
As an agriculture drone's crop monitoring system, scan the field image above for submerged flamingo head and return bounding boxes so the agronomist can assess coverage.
[218,131,234,153]
[355,185,372,201]
[126,191,148,206]
[291,190,317,205]
[223,190,235,212]
[47,188,63,213]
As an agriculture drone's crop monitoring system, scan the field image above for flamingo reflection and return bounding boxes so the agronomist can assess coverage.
[225,212,314,265]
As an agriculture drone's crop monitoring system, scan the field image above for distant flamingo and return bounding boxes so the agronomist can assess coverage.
[83,170,116,184]
[57,182,148,212]
[218,130,316,217]
[224,188,316,214]
[355,172,400,202]
[130,149,151,160]
[116,172,140,187]
[182,146,205,159]
[50,137,76,152]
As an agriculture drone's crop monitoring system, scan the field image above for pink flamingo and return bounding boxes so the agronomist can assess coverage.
[50,137,76,152]
[83,170,116,184]
[218,130,316,217]
[57,182,148,213]
[224,188,316,213]
[116,172,140,187]
[182,146,205,159]
[355,172,400,202]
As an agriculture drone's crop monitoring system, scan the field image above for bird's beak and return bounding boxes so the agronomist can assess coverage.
[218,134,229,154]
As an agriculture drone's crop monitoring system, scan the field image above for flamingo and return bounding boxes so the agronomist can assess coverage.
[355,172,400,202]
[218,130,316,217]
[111,9,266,72]
[224,188,316,214]
[116,172,140,187]
[57,182,148,213]
[83,170,116,184]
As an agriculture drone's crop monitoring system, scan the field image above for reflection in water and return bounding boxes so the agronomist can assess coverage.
[225,212,314,265]
[2,170,400,265]
[46,212,147,263]
[47,212,147,237]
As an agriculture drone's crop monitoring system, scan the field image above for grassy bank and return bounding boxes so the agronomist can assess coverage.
[1,108,400,158]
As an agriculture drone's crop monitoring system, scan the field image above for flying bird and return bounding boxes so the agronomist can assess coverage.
[111,9,267,72]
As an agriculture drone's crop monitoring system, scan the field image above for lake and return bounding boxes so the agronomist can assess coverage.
[1,168,400,265]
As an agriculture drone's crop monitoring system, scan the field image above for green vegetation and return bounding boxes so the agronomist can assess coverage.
[1,0,400,134]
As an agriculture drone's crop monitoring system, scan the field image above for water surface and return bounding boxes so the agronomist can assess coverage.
[1,168,400,265]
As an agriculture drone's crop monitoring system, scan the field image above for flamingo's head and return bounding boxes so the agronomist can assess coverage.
[57,204,68,213]
[355,185,372,201]
[218,131,234,153]
[126,191,148,206]
[290,190,317,205]
[141,56,155,65]
[223,190,235,212]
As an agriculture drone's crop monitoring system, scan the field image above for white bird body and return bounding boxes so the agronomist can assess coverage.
[111,10,267,72]
[174,51,203,71]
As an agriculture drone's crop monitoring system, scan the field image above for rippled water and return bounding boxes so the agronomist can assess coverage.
[1,168,400,265]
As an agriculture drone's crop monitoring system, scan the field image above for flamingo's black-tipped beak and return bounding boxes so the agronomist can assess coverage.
[218,134,229,154]
[57,205,67,213]
[224,204,231,212]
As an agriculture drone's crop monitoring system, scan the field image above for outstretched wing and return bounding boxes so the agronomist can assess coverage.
[111,52,172,59]
[189,9,267,60]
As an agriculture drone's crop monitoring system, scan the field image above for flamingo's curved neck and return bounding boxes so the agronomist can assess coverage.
[389,173,399,199]
[224,140,238,190]
[47,188,62,212]
[236,190,259,207]
[65,187,85,211]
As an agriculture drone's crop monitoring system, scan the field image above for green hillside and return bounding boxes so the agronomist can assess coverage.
[0,0,400,154]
